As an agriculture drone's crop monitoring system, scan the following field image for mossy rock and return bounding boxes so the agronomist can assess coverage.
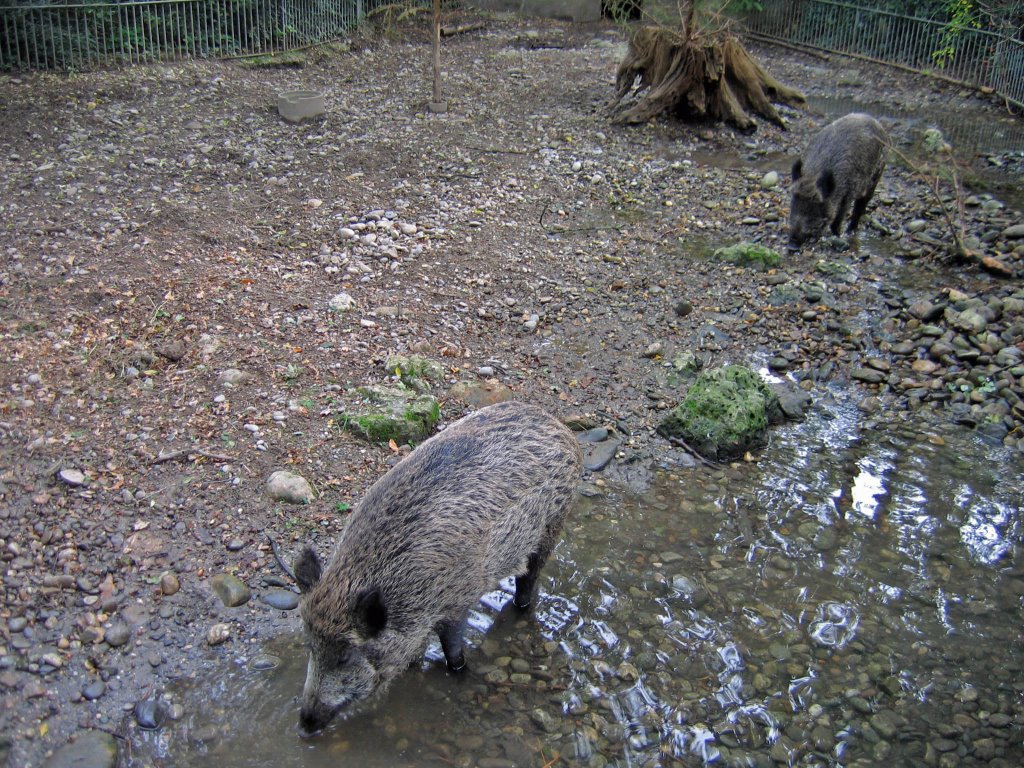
[713,242,781,271]
[342,385,440,445]
[383,354,445,393]
[658,365,781,461]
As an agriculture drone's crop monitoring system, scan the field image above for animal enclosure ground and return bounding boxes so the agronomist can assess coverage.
[1,13,1022,767]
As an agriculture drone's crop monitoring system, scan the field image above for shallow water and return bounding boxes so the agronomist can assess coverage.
[131,403,1024,767]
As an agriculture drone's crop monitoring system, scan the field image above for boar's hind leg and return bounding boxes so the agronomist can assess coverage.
[436,614,468,672]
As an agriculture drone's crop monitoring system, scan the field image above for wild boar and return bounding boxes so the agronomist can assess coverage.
[788,113,888,249]
[292,400,582,736]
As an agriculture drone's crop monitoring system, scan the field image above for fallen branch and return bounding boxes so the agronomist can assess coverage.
[441,22,485,37]
[665,434,721,468]
[150,447,235,465]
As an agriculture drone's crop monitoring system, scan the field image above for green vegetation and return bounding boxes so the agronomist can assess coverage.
[713,242,782,270]
[658,365,780,461]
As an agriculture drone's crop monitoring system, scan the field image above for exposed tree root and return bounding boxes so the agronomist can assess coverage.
[611,24,806,131]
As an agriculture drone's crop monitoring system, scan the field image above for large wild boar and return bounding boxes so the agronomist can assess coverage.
[292,400,582,736]
[788,113,888,249]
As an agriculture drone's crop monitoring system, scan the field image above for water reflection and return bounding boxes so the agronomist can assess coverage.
[131,415,1024,767]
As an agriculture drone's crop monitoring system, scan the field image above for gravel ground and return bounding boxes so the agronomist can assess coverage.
[1,12,1022,767]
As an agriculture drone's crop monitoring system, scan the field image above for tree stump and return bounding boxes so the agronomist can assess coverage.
[611,24,806,131]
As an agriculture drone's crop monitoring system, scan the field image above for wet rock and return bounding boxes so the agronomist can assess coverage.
[582,439,619,472]
[869,708,905,739]
[42,730,117,768]
[266,470,314,504]
[851,367,886,384]
[210,573,251,607]
[134,699,169,730]
[249,654,281,672]
[775,387,812,421]
[262,589,299,610]
[82,680,106,701]
[760,171,779,190]
[1001,223,1024,239]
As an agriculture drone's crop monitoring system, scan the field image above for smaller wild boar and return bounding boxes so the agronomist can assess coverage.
[788,113,888,249]
[292,400,582,736]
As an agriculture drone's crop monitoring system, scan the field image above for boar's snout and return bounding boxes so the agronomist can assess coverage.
[298,699,337,738]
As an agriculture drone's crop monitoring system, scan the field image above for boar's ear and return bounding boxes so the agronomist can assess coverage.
[355,587,388,638]
[294,546,323,593]
[791,159,803,181]
[817,170,836,197]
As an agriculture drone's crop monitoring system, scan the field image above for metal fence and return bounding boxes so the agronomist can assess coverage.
[745,0,1024,108]
[0,0,367,70]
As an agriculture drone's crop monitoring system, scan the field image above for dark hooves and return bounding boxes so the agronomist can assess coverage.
[446,653,467,673]
[512,597,531,611]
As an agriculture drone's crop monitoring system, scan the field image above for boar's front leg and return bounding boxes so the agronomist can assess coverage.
[436,614,467,672]
[830,194,854,237]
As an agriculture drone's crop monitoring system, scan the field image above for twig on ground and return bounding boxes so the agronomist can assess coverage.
[150,447,235,465]
[665,435,721,468]
[266,534,297,583]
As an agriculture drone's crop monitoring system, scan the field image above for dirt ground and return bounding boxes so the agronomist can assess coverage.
[1,11,1022,767]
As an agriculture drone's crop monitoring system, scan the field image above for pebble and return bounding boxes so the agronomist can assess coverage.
[82,680,106,700]
[104,623,131,648]
[207,623,232,646]
[159,572,180,596]
[57,468,87,487]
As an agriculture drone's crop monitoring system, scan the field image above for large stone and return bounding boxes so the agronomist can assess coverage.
[449,380,515,407]
[383,354,445,392]
[43,730,117,768]
[210,573,251,608]
[342,386,440,445]
[658,365,781,461]
[266,470,314,504]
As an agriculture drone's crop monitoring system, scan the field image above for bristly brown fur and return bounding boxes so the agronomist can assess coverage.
[294,401,583,733]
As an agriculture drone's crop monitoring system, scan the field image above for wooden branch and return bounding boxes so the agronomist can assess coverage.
[441,22,485,37]
[150,447,235,465]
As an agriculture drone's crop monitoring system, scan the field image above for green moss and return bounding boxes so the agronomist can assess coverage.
[384,354,445,392]
[713,241,782,270]
[659,365,780,461]
[236,51,307,69]
[343,386,440,444]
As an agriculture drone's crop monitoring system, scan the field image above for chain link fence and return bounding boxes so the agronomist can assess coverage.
[0,0,369,69]
[745,0,1024,108]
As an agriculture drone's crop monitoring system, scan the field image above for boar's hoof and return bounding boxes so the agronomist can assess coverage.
[512,596,531,611]
[446,652,467,673]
